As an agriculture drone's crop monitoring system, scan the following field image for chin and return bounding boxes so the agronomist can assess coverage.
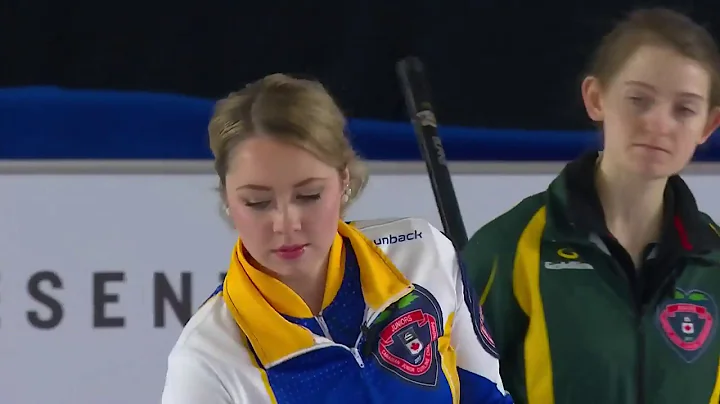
[268,255,316,276]
[266,258,302,275]
[627,160,680,179]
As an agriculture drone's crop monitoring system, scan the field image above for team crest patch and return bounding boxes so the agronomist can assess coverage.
[656,288,717,363]
[371,286,442,386]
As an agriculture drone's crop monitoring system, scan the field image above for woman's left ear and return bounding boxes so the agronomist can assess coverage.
[700,106,720,145]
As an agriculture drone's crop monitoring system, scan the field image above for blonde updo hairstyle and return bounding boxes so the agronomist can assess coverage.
[208,73,369,215]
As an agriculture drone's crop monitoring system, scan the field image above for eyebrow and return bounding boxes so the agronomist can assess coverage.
[235,177,326,191]
[624,80,705,100]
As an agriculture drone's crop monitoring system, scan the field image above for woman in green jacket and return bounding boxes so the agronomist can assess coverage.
[462,8,720,404]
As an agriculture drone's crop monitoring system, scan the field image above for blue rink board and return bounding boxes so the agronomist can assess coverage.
[2,86,720,161]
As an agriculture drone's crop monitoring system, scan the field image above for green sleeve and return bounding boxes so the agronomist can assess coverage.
[462,194,546,403]
[461,219,528,361]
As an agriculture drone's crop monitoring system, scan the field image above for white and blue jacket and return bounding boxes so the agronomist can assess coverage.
[161,218,512,403]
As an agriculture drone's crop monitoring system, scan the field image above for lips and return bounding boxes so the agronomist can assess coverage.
[273,244,308,260]
[275,244,306,253]
[635,143,670,154]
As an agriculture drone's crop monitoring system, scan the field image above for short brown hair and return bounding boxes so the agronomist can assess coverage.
[586,8,720,107]
[208,73,368,212]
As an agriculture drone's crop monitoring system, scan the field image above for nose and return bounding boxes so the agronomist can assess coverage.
[271,204,301,234]
[643,104,675,136]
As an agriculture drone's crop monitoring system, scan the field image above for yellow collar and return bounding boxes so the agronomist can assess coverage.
[241,232,345,318]
[222,221,412,367]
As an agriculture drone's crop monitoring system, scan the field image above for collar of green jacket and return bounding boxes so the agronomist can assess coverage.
[545,151,720,256]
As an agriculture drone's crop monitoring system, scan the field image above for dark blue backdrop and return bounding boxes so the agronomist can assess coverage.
[2,87,720,162]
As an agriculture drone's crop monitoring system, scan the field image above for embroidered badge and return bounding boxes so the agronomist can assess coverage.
[372,286,442,386]
[656,288,717,363]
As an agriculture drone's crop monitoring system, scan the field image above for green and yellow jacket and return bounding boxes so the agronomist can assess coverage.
[462,152,720,404]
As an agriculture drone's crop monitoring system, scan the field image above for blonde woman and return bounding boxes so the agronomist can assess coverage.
[160,74,512,404]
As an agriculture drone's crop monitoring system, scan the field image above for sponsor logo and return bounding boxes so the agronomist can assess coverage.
[544,248,594,270]
[372,287,442,386]
[557,248,579,259]
[544,262,594,270]
[656,288,717,363]
[374,230,423,246]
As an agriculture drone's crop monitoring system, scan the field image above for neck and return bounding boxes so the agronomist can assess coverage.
[274,258,329,316]
[596,157,667,266]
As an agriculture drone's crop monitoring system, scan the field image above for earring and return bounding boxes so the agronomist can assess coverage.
[224,206,230,216]
[341,186,351,203]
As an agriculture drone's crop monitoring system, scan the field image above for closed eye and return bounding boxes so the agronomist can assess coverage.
[676,105,697,117]
[297,193,321,202]
[244,200,271,210]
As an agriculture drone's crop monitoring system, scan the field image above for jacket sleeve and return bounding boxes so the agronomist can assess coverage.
[426,225,512,403]
[450,253,514,403]
[460,217,530,363]
[460,212,535,403]
[161,350,233,404]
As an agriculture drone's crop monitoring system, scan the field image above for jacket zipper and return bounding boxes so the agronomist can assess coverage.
[635,304,645,404]
[314,313,333,340]
[314,313,364,368]
[597,239,644,404]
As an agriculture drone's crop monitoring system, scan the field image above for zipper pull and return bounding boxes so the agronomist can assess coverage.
[350,347,365,368]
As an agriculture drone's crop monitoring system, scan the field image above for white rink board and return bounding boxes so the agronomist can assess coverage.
[1,169,720,404]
